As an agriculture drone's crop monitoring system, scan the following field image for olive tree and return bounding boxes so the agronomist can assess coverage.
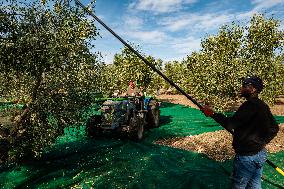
[241,15,284,104]
[162,61,189,94]
[0,0,101,162]
[184,15,284,111]
[101,47,162,96]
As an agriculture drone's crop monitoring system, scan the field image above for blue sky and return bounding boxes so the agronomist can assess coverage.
[84,0,284,63]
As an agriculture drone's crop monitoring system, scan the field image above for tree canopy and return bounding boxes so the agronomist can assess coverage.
[183,15,284,110]
[0,0,101,161]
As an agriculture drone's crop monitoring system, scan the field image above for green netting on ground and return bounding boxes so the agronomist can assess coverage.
[0,102,23,112]
[0,102,283,189]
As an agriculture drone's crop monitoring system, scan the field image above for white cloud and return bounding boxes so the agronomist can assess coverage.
[161,13,234,32]
[151,36,201,62]
[157,0,284,32]
[279,23,284,30]
[129,0,197,13]
[124,16,144,29]
[171,36,201,55]
[236,10,257,20]
[162,18,192,32]
[235,0,284,22]
[252,0,284,11]
[198,14,233,29]
[125,30,167,43]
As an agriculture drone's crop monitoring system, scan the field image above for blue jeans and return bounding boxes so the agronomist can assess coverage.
[231,149,267,189]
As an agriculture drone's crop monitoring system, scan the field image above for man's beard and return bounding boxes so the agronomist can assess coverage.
[240,91,251,98]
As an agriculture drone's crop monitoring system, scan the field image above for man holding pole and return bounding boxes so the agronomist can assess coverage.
[202,76,279,189]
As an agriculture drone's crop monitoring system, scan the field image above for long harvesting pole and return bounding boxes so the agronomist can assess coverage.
[74,0,284,177]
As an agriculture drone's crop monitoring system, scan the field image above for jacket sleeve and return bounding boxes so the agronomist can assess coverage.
[264,109,279,144]
[211,113,232,133]
[211,101,256,133]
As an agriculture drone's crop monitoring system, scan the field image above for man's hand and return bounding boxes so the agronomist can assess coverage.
[201,106,214,117]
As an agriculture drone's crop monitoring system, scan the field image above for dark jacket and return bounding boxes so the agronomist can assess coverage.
[212,97,279,155]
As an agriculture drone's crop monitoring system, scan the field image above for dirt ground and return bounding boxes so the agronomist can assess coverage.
[156,95,284,161]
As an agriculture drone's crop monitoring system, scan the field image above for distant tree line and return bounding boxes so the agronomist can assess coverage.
[101,15,284,111]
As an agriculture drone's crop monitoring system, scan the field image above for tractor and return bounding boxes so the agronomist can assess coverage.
[86,96,160,141]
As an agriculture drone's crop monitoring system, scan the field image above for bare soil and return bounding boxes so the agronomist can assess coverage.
[156,95,284,161]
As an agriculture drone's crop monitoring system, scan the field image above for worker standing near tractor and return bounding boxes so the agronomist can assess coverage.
[126,80,143,96]
[202,76,279,189]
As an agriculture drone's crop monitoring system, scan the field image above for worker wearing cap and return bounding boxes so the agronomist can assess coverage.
[202,76,279,189]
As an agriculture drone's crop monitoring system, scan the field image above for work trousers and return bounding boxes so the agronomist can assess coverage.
[231,149,267,189]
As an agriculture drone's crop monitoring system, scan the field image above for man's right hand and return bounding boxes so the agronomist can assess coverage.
[201,106,214,117]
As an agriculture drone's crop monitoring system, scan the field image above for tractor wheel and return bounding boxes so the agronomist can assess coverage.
[146,100,160,128]
[86,115,102,138]
[129,114,144,141]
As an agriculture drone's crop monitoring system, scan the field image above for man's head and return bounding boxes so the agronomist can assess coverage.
[241,76,263,98]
